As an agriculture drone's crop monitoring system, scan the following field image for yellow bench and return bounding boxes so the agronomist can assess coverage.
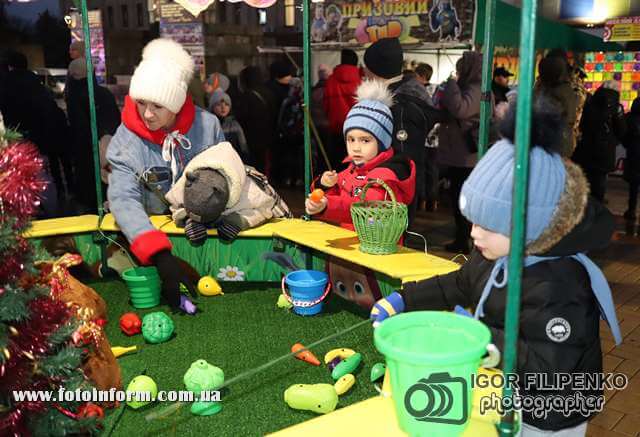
[27,215,459,284]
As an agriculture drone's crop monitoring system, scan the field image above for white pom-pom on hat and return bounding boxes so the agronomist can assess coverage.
[141,38,194,83]
[129,38,195,114]
[355,80,395,108]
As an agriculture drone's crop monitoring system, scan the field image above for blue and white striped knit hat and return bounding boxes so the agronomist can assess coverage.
[343,80,394,150]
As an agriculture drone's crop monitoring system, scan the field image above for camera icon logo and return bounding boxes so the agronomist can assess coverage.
[404,372,469,425]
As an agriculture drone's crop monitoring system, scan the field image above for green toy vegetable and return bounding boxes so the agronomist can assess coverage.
[142,312,175,344]
[126,375,158,409]
[331,352,362,380]
[183,359,225,416]
[284,383,339,414]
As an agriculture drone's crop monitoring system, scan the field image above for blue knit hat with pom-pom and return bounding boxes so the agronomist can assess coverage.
[343,80,394,150]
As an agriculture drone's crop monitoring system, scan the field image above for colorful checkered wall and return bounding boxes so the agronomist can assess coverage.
[585,51,640,111]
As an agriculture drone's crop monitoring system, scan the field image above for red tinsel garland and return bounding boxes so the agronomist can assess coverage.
[0,142,47,219]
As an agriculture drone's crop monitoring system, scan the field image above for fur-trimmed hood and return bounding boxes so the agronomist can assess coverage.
[527,158,613,255]
[166,142,245,209]
[164,142,291,231]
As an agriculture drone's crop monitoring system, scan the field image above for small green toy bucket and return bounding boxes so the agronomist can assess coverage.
[374,312,501,437]
[350,178,408,255]
[122,267,162,309]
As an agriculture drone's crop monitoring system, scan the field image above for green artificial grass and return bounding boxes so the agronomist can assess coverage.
[90,280,385,437]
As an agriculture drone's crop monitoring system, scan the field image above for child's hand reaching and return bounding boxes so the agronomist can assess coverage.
[320,170,338,188]
[305,196,328,215]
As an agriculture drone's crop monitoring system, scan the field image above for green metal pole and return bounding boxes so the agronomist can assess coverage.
[302,0,313,269]
[478,0,496,158]
[499,0,537,435]
[80,0,108,272]
[80,1,103,216]
[302,0,312,199]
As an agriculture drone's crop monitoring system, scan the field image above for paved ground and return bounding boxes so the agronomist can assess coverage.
[279,175,640,436]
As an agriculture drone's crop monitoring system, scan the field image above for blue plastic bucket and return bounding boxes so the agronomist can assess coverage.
[283,270,330,316]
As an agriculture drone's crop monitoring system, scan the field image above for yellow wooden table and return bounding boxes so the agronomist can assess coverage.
[29,216,459,284]
[270,219,459,283]
[24,215,100,238]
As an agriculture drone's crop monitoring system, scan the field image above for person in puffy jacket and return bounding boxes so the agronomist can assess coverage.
[370,96,620,436]
[306,80,415,233]
[106,39,225,313]
[324,49,362,167]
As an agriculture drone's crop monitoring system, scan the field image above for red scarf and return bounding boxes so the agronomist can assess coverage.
[122,95,196,146]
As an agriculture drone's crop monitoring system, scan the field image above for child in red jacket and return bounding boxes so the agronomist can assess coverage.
[306,80,416,231]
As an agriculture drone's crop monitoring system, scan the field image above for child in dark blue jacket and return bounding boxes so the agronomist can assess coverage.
[371,96,621,436]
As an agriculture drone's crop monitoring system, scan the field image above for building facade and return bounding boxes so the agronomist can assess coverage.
[59,0,303,80]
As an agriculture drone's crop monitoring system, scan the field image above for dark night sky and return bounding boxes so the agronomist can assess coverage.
[4,0,62,24]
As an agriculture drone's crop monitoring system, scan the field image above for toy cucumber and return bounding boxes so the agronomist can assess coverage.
[331,353,362,380]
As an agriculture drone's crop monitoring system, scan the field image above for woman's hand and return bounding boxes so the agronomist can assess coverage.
[152,250,198,313]
[305,196,328,215]
[320,170,338,188]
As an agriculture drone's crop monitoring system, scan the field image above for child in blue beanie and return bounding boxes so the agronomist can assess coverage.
[370,96,621,436]
[305,80,416,231]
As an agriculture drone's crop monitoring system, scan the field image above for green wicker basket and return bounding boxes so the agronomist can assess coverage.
[350,178,408,255]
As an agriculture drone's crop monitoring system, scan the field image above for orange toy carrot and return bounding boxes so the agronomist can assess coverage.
[291,343,321,366]
[309,189,325,203]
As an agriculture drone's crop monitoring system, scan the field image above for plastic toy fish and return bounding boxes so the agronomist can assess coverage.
[183,359,225,416]
[370,362,386,382]
[323,348,356,364]
[142,312,175,344]
[198,276,223,296]
[327,357,342,372]
[292,343,321,366]
[284,383,338,414]
[332,353,362,380]
[119,312,142,336]
[277,294,293,309]
[334,374,356,395]
[111,345,137,358]
[126,375,157,409]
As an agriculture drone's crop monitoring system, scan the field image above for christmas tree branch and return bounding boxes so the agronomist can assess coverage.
[39,346,83,379]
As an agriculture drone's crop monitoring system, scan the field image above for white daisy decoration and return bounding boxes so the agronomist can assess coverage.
[217,265,246,281]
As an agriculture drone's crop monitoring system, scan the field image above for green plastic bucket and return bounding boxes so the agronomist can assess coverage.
[122,267,162,309]
[374,311,500,437]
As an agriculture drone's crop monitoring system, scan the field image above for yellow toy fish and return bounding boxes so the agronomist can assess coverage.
[198,276,224,296]
[111,346,137,358]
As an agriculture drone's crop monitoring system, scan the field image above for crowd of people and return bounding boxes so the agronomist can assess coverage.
[0,36,631,437]
[1,38,640,250]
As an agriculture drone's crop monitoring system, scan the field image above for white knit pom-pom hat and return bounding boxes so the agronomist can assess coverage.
[129,38,195,114]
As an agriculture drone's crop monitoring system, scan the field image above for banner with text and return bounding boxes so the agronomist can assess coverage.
[311,0,474,47]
